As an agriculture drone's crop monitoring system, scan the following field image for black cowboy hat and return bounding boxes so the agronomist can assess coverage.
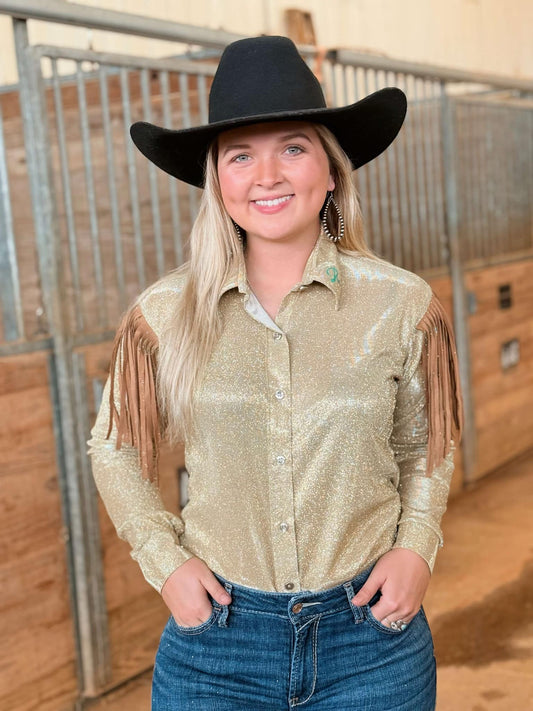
[130,35,407,188]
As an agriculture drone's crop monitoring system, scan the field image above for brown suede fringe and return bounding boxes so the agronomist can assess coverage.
[415,290,465,477]
[106,304,162,483]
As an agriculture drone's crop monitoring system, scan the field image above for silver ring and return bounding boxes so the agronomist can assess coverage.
[390,619,408,631]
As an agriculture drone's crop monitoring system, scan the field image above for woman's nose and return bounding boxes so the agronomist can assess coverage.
[255,156,282,187]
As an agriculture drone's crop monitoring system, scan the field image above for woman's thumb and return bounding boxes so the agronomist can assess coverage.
[205,576,232,605]
[351,574,381,606]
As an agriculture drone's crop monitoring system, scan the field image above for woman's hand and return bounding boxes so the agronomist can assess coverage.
[351,548,431,628]
[161,556,232,627]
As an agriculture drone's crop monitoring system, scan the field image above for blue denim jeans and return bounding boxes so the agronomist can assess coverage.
[152,564,436,710]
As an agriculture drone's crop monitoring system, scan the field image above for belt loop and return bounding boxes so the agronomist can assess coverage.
[218,581,233,627]
[343,580,354,600]
[343,579,364,622]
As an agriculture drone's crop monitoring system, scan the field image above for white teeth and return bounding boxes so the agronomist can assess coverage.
[254,195,292,206]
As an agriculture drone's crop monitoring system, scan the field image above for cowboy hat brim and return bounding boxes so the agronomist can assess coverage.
[130,87,407,188]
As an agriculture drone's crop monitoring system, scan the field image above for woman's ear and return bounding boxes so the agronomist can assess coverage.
[327,173,336,192]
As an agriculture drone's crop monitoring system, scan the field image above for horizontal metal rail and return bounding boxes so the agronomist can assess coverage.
[35,44,219,75]
[332,48,533,92]
[0,0,242,48]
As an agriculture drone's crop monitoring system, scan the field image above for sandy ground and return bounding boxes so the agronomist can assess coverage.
[85,449,533,710]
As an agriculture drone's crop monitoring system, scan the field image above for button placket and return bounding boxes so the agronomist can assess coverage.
[266,324,300,592]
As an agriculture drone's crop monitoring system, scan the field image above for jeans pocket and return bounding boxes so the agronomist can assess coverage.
[168,604,221,636]
[363,604,412,635]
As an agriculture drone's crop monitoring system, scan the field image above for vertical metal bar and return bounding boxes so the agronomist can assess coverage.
[51,58,84,332]
[375,70,392,260]
[398,72,416,270]
[458,101,472,262]
[421,79,439,268]
[440,81,476,487]
[429,80,447,264]
[0,100,24,341]
[470,103,483,260]
[364,68,382,254]
[472,102,486,260]
[469,100,478,261]
[140,67,165,277]
[484,104,496,259]
[501,104,513,253]
[99,64,126,312]
[510,107,522,252]
[197,72,209,124]
[179,72,198,219]
[341,64,349,108]
[405,73,422,271]
[392,72,413,270]
[120,67,145,289]
[386,70,405,267]
[413,77,430,269]
[480,104,492,259]
[72,351,111,688]
[160,69,183,265]
[511,106,524,252]
[325,57,338,107]
[13,18,109,695]
[76,61,107,326]
[351,66,373,244]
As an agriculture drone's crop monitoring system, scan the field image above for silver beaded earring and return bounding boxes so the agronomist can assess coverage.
[232,220,244,242]
[321,191,344,242]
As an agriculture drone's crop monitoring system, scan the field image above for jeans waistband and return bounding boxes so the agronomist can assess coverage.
[212,563,375,617]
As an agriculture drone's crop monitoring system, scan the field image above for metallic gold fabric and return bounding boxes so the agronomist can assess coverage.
[87,232,460,594]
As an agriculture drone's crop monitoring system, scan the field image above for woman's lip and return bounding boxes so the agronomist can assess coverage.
[250,194,294,213]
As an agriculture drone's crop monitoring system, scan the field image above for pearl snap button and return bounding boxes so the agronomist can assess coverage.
[273,332,282,340]
[279,522,288,532]
[276,455,286,465]
[285,582,294,590]
[275,390,285,400]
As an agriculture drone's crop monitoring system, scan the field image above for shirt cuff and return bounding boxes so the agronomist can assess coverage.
[392,519,442,573]
[130,532,195,593]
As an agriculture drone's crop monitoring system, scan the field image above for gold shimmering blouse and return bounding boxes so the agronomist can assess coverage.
[87,232,463,594]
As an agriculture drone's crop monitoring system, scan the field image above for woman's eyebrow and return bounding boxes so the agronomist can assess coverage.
[278,132,313,143]
[221,143,250,156]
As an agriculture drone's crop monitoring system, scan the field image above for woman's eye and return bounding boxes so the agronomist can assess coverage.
[232,154,250,163]
[286,145,303,155]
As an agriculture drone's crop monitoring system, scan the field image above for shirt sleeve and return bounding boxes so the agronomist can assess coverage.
[390,288,464,573]
[87,302,194,594]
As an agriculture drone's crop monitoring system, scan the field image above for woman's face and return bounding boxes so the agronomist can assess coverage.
[217,121,335,248]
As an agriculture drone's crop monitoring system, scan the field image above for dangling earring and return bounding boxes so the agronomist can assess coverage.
[321,191,344,243]
[232,220,244,242]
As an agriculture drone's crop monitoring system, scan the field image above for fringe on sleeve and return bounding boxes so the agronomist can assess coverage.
[106,304,162,483]
[415,289,465,477]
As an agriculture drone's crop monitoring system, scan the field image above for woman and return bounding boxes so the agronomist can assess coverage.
[88,36,464,710]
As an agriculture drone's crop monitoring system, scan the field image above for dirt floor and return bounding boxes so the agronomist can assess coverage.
[86,449,533,711]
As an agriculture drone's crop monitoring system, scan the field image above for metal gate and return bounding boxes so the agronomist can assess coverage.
[6,19,220,698]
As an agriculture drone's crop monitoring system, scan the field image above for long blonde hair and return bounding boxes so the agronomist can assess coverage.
[158,123,386,443]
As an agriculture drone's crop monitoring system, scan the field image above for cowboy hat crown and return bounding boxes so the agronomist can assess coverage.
[130,35,407,187]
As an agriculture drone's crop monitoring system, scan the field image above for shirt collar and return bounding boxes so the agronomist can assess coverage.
[219,231,342,310]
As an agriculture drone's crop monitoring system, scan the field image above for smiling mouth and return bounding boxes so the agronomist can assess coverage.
[252,195,293,207]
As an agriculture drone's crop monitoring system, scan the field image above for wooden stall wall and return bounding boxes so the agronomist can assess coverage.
[466,259,533,480]
[0,352,78,711]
